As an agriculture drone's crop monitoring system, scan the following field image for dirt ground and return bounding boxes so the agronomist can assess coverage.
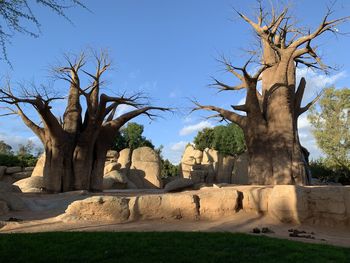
[1,190,350,248]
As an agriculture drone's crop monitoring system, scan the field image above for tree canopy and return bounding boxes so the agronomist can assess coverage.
[193,123,246,156]
[114,122,154,152]
[308,87,350,171]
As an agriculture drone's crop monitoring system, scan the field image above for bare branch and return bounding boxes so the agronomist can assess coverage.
[191,100,246,127]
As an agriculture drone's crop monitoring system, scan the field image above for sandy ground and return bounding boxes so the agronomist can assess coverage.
[1,190,350,248]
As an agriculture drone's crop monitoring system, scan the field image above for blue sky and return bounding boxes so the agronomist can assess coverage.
[0,0,349,163]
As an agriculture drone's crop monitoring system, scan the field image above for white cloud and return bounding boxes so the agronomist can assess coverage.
[0,132,43,153]
[297,114,323,160]
[179,120,213,136]
[170,141,188,151]
[115,104,136,117]
[296,68,346,104]
[162,141,189,164]
[169,91,177,98]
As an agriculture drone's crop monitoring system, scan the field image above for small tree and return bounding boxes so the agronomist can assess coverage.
[308,87,350,173]
[193,124,246,156]
[0,140,13,155]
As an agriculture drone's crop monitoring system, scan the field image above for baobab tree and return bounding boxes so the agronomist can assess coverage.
[0,51,168,192]
[193,4,349,185]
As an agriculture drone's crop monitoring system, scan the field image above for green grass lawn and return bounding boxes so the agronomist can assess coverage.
[0,232,349,262]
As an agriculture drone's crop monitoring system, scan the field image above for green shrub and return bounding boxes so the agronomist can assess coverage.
[0,153,38,167]
[309,158,350,185]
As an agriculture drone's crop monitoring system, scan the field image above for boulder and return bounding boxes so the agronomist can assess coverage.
[24,167,35,172]
[181,145,203,165]
[31,153,45,177]
[239,186,273,213]
[164,178,194,192]
[197,188,240,219]
[129,147,162,189]
[11,171,32,181]
[118,148,131,169]
[62,196,130,222]
[268,185,309,224]
[5,166,22,174]
[106,150,119,160]
[231,152,249,184]
[180,145,204,179]
[0,166,6,178]
[13,176,44,192]
[0,192,26,210]
[103,170,128,190]
[0,201,9,215]
[0,182,21,193]
[130,193,199,220]
[104,162,121,175]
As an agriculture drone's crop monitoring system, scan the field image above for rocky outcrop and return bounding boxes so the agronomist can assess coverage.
[13,176,44,193]
[164,178,195,192]
[62,196,130,222]
[31,153,45,177]
[197,188,240,219]
[129,147,162,189]
[130,193,199,220]
[0,166,33,184]
[180,146,237,184]
[118,148,131,169]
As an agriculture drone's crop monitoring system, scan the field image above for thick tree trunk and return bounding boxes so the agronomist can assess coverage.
[43,140,74,193]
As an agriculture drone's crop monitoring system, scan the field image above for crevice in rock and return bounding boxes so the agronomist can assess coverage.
[236,191,244,212]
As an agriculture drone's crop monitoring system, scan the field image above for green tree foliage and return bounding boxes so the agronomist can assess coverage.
[113,122,154,152]
[0,0,86,63]
[308,87,350,183]
[193,123,246,156]
[161,159,179,178]
[0,140,13,155]
[308,87,350,169]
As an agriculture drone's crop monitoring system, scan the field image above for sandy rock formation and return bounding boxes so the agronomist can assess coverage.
[197,188,240,219]
[180,146,237,184]
[5,167,22,174]
[118,148,131,169]
[130,193,199,220]
[103,170,128,190]
[164,178,195,192]
[129,147,162,189]
[31,153,45,177]
[104,162,121,175]
[14,176,44,193]
[62,196,130,222]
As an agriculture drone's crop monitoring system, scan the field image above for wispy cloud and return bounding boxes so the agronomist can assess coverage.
[179,120,213,136]
[162,141,189,164]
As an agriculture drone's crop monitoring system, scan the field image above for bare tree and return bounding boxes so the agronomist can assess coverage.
[0,50,169,192]
[193,3,349,185]
[0,0,87,65]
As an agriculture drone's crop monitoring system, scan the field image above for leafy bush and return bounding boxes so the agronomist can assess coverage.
[194,123,246,156]
[0,153,38,167]
[161,159,179,178]
[309,158,350,185]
